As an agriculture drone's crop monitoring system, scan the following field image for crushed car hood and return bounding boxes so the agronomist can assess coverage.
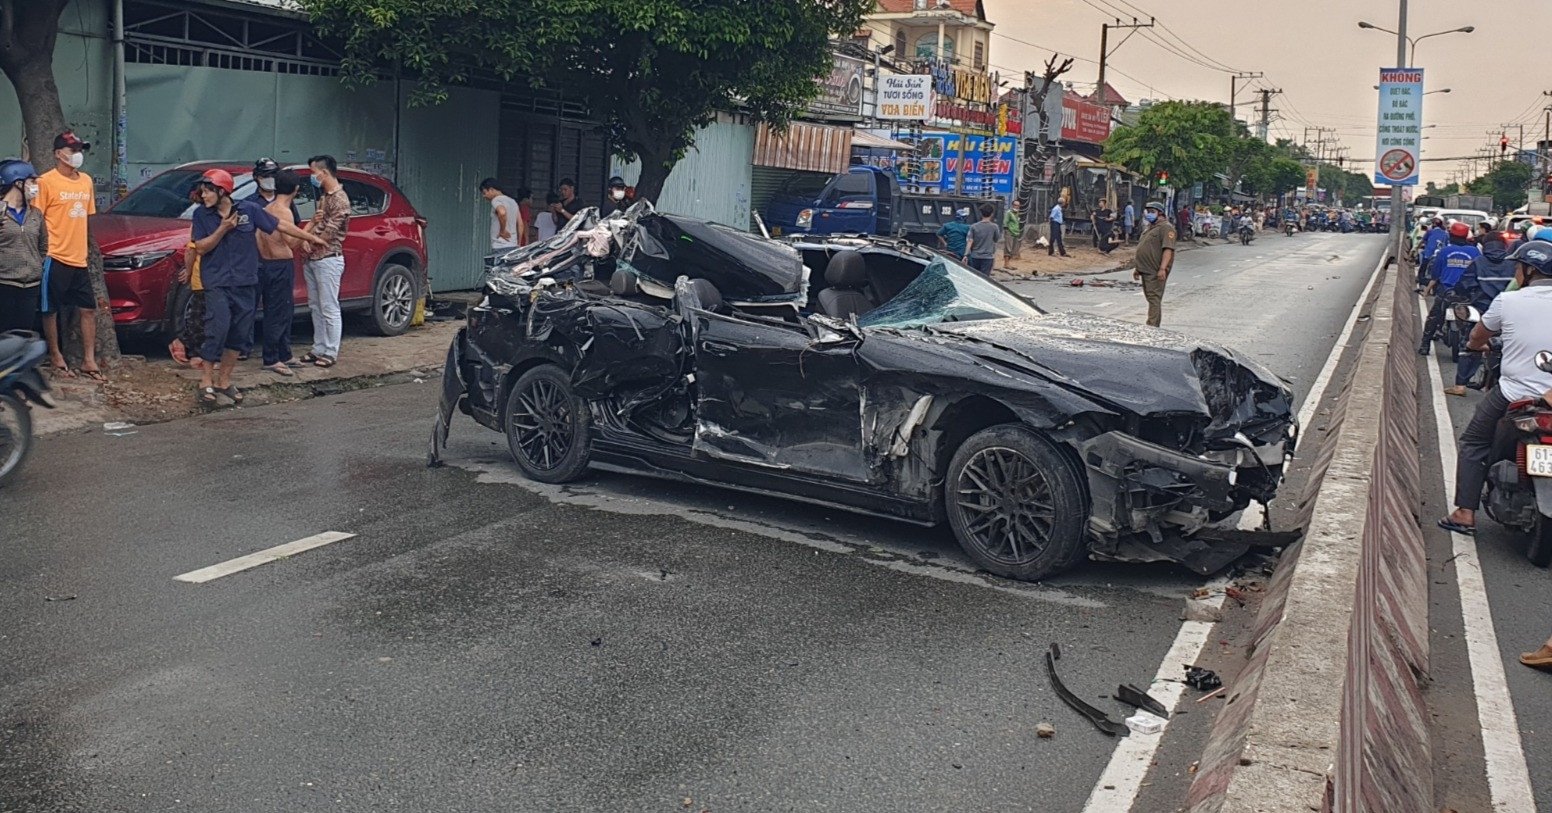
[924,310,1292,428]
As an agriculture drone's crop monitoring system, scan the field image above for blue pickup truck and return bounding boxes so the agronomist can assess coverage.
[763,165,1000,244]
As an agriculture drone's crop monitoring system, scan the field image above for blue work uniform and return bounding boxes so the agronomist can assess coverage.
[191,198,280,363]
[937,220,969,257]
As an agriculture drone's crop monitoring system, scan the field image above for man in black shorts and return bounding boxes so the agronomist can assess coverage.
[35,130,101,379]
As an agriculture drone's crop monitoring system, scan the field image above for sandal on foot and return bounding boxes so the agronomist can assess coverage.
[219,385,244,405]
[285,359,306,369]
[1437,518,1475,536]
[50,363,76,379]
[80,368,106,383]
[299,353,320,364]
[313,355,336,368]
[199,386,219,405]
[265,362,295,377]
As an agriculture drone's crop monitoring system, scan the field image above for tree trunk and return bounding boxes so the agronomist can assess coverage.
[632,144,677,206]
[1,0,121,365]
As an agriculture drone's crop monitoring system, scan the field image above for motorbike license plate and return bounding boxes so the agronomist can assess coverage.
[1529,445,1552,478]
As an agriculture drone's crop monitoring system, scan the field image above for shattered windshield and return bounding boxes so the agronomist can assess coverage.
[858,257,1041,329]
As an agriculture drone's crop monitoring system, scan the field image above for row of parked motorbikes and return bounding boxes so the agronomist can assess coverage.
[1422,282,1552,566]
[1281,217,1390,236]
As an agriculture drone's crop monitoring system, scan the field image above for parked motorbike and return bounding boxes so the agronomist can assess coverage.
[0,331,55,488]
[1481,350,1552,566]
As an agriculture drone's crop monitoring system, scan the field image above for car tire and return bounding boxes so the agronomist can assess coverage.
[504,365,591,483]
[945,424,1088,581]
[368,263,420,336]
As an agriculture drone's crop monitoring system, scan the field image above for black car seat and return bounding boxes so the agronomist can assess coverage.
[609,270,643,298]
[816,250,874,320]
[676,278,729,315]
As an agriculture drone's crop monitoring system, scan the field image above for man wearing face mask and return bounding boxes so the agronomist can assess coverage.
[35,130,100,380]
[1132,201,1176,327]
[249,157,302,362]
[301,154,350,368]
[0,160,47,334]
[604,176,634,214]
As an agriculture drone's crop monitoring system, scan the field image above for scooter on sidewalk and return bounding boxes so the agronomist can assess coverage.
[1481,350,1552,567]
[0,330,55,488]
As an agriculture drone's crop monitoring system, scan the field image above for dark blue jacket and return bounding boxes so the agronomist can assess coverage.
[1464,240,1516,309]
[1421,227,1448,262]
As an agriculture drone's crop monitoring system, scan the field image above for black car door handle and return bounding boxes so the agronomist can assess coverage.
[700,340,738,356]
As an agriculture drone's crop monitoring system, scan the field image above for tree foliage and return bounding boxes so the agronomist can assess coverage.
[299,0,873,200]
[1467,160,1534,210]
[1102,101,1236,188]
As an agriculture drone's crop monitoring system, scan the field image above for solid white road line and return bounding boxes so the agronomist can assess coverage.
[173,532,356,584]
[1080,243,1390,813]
[1423,337,1537,812]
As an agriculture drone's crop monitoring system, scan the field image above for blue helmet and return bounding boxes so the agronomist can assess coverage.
[1507,239,1552,276]
[0,159,37,188]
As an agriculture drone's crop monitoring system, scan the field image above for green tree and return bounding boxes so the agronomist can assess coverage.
[1244,155,1305,198]
[1103,101,1236,188]
[300,0,872,201]
[1221,125,1269,196]
[1467,160,1534,210]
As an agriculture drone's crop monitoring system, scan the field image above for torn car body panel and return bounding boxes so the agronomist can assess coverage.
[433,213,1298,578]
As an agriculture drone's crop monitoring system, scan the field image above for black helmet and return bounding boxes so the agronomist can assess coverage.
[253,157,280,176]
[607,175,626,188]
[1507,239,1552,276]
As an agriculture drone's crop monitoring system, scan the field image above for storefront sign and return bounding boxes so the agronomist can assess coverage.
[1060,96,1111,144]
[809,53,866,118]
[877,73,934,121]
[1373,67,1423,187]
[891,131,1018,196]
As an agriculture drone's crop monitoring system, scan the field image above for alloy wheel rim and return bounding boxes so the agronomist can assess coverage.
[510,378,573,470]
[381,275,413,327]
[955,446,1057,564]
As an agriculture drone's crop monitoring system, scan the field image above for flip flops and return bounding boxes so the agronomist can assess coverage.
[80,368,106,383]
[1437,518,1476,536]
[266,362,294,377]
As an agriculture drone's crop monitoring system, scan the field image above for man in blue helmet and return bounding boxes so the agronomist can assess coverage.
[0,159,46,333]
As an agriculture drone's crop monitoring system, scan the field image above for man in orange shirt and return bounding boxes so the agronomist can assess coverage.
[34,130,101,380]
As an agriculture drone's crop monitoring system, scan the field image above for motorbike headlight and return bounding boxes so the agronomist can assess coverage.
[103,251,174,271]
[796,209,813,230]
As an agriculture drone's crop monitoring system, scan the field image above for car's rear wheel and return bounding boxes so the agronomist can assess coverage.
[945,425,1088,580]
[368,263,419,336]
[504,365,591,483]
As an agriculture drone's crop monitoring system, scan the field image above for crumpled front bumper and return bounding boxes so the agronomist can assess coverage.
[1077,430,1292,568]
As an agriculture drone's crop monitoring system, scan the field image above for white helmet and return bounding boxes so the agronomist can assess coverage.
[1483,217,1498,230]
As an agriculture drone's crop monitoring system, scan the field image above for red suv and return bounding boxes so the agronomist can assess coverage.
[95,161,429,338]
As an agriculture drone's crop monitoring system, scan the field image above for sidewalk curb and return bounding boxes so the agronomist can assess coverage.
[1186,253,1398,812]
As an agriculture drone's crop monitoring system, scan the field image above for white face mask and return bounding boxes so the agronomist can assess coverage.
[258,177,276,192]
[65,151,84,169]
[611,189,626,201]
[24,182,38,199]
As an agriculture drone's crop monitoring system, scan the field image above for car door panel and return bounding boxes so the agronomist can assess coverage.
[689,312,871,482]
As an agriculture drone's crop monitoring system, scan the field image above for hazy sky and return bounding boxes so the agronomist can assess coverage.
[983,0,1543,184]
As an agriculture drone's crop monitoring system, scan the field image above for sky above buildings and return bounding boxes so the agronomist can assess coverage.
[985,0,1541,184]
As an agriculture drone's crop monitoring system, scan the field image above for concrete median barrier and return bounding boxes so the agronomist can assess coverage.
[1185,253,1433,812]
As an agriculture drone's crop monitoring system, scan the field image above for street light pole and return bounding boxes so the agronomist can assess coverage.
[1390,0,1408,264]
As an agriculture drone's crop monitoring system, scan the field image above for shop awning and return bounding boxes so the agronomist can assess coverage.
[850,130,915,151]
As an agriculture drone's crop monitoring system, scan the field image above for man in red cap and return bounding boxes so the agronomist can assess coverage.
[188,167,322,405]
[34,129,100,379]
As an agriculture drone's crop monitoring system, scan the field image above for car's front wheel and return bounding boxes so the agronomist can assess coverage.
[504,365,591,483]
[945,425,1088,580]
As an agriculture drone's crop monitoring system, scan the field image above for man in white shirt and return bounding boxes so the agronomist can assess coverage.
[480,177,522,250]
[1440,239,1552,537]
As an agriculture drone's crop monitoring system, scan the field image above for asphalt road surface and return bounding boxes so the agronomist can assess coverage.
[1,231,1383,812]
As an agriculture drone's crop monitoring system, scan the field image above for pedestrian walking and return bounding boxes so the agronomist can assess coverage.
[1134,201,1176,327]
[1048,199,1067,257]
[936,208,970,259]
[1001,199,1022,269]
[256,169,305,376]
[189,168,323,404]
[0,160,46,334]
[480,177,523,250]
[34,130,101,380]
[1123,201,1136,244]
[535,192,563,242]
[301,155,350,368]
[965,202,1000,275]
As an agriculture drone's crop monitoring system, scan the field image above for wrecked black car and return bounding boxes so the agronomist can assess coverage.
[431,204,1297,581]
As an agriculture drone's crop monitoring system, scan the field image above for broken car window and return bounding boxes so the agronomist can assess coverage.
[857,257,1041,330]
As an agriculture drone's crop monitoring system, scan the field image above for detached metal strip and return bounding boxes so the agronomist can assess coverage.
[1046,644,1129,737]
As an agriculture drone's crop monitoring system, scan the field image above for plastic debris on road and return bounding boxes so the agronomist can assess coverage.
[1124,712,1166,735]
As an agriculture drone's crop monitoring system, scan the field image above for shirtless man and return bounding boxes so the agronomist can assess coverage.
[256,169,304,375]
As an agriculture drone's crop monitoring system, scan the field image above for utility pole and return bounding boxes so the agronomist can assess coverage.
[1388,0,1408,262]
[1097,17,1153,105]
[1229,71,1263,123]
[1258,88,1280,141]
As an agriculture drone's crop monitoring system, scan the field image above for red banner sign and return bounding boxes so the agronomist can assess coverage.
[1060,96,1111,144]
